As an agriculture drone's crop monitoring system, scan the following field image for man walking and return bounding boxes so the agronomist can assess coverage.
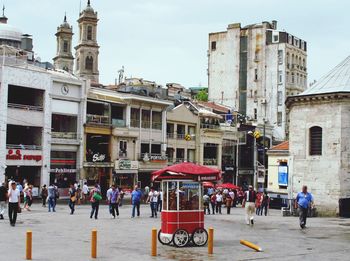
[41,184,48,207]
[108,185,119,218]
[90,184,101,219]
[68,184,77,215]
[48,183,56,212]
[157,189,163,212]
[242,185,256,225]
[8,181,20,226]
[131,185,142,218]
[147,187,159,218]
[0,182,7,220]
[82,182,89,204]
[295,185,314,229]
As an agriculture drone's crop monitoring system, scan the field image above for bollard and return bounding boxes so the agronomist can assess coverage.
[91,229,97,258]
[151,228,157,257]
[208,227,214,255]
[26,230,32,260]
[240,239,262,252]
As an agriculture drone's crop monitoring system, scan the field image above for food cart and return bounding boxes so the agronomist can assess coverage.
[152,162,221,247]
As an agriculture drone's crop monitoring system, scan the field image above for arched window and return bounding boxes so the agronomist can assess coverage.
[309,126,322,155]
[87,26,92,40]
[85,56,93,70]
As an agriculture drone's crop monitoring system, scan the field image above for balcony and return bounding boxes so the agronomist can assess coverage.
[7,104,44,127]
[86,114,110,126]
[51,132,77,140]
[200,123,221,130]
[112,119,126,128]
[203,158,218,166]
[6,144,42,150]
[8,103,43,111]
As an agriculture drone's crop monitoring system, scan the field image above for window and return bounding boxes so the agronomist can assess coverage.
[254,108,257,120]
[85,56,93,70]
[131,108,140,127]
[87,26,93,40]
[288,35,292,44]
[211,41,216,51]
[278,50,283,64]
[119,140,127,158]
[309,126,322,155]
[277,112,282,126]
[291,73,295,84]
[294,38,299,47]
[277,91,283,106]
[63,41,68,53]
[286,72,289,83]
[254,69,258,81]
[272,31,279,43]
[278,71,283,84]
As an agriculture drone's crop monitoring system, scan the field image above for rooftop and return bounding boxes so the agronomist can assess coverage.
[269,141,289,151]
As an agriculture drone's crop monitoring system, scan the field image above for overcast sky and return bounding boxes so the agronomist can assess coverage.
[3,0,350,87]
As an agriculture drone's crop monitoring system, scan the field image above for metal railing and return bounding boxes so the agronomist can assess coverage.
[51,132,77,139]
[8,103,43,112]
[130,120,140,128]
[86,114,110,125]
[141,121,150,129]
[167,133,175,139]
[152,122,162,130]
[203,158,218,166]
[200,123,220,130]
[6,144,42,150]
[112,119,126,127]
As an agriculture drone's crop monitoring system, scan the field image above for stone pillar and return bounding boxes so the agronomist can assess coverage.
[126,105,131,127]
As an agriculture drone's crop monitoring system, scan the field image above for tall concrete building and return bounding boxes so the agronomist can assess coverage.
[75,0,100,83]
[53,14,74,73]
[208,21,307,143]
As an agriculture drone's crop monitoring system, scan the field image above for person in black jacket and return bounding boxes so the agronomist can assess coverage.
[0,182,7,219]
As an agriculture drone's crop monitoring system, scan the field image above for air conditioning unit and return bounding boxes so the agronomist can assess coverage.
[260,98,267,104]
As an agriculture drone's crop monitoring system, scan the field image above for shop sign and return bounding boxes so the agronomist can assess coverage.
[238,169,254,175]
[116,160,138,170]
[92,153,106,162]
[181,183,199,189]
[198,175,218,181]
[6,150,42,162]
[149,155,167,162]
[50,168,77,173]
[224,166,234,171]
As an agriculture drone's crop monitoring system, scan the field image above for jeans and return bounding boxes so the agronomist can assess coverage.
[110,203,119,218]
[157,200,162,212]
[260,203,268,216]
[48,197,56,212]
[8,202,18,225]
[69,200,75,214]
[299,207,308,228]
[150,202,157,217]
[211,202,216,215]
[216,202,222,214]
[90,201,99,219]
[132,202,140,217]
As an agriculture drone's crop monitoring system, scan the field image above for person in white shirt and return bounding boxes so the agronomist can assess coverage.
[147,187,158,218]
[82,182,89,204]
[157,189,163,212]
[215,192,223,214]
[8,181,20,227]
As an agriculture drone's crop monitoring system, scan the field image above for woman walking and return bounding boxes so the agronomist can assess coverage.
[68,184,77,215]
[90,184,102,219]
[226,190,233,214]
[41,184,48,207]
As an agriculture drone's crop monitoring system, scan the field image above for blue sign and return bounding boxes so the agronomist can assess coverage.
[181,183,199,189]
[278,166,288,186]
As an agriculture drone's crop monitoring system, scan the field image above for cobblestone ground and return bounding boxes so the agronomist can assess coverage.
[0,203,349,261]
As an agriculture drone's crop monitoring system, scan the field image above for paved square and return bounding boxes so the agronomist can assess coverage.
[0,203,349,260]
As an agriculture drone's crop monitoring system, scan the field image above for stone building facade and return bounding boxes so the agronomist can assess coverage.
[287,55,350,216]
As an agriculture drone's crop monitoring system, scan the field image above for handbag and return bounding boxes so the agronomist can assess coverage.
[93,193,102,201]
[18,206,22,213]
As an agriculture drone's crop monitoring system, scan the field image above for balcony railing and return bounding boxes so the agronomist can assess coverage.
[6,144,42,150]
[141,121,150,129]
[112,119,126,128]
[8,103,43,111]
[177,134,186,140]
[119,151,128,158]
[200,123,220,130]
[130,120,140,128]
[152,122,162,130]
[51,132,77,139]
[203,158,218,166]
[167,133,175,139]
[86,114,110,125]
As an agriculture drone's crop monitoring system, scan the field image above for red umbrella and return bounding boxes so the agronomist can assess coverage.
[216,183,240,190]
[202,181,214,188]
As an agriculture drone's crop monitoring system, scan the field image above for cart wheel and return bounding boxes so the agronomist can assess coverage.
[158,229,172,245]
[191,228,208,247]
[172,229,190,247]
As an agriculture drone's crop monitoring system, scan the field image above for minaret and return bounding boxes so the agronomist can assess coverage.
[53,14,74,72]
[74,0,100,83]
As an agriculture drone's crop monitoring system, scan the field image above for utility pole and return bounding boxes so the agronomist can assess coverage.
[253,136,257,191]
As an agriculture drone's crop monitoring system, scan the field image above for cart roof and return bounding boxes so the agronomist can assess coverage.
[152,162,221,182]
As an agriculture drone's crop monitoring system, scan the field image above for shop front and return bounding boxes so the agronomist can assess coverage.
[114,159,138,191]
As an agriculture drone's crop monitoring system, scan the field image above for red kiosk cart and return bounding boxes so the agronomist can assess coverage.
[152,162,221,247]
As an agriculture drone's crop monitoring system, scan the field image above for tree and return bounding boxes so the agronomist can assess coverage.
[196,89,208,101]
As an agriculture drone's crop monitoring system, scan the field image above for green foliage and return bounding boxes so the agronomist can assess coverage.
[196,89,208,101]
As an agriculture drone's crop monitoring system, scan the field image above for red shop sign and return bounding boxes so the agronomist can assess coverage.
[6,150,42,162]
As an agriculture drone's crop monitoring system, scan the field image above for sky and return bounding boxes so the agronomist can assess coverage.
[3,0,350,87]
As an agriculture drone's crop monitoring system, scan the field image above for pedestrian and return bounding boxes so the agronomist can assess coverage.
[24,185,33,211]
[147,187,159,218]
[106,185,113,216]
[54,183,59,206]
[119,189,125,207]
[207,187,214,197]
[203,193,210,215]
[108,185,119,219]
[157,189,163,212]
[255,192,263,215]
[144,185,150,203]
[242,185,257,225]
[216,191,223,214]
[68,184,77,215]
[48,183,56,212]
[82,182,89,204]
[76,184,82,205]
[41,184,48,207]
[0,182,7,220]
[210,193,216,215]
[90,184,102,219]
[131,185,142,218]
[295,185,314,229]
[238,189,244,205]
[8,181,20,226]
[260,191,270,216]
[226,190,233,214]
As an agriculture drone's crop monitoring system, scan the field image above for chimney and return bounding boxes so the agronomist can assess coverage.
[272,20,277,30]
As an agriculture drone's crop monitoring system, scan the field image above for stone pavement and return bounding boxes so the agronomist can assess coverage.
[0,203,349,261]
